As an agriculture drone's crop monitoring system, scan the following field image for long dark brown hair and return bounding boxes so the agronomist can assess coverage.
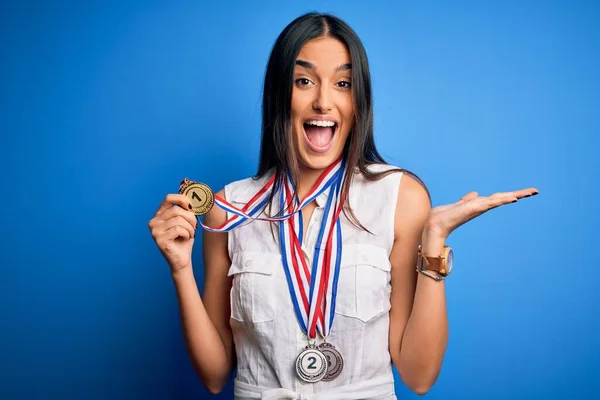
[256,12,429,231]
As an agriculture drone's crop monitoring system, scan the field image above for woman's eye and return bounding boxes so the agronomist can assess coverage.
[337,80,352,89]
[295,78,311,86]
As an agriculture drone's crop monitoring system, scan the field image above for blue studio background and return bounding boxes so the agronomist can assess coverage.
[1,1,598,399]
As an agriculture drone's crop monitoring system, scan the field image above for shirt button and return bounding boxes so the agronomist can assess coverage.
[244,259,253,267]
[361,253,369,262]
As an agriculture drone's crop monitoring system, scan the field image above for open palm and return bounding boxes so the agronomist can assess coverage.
[426,187,539,239]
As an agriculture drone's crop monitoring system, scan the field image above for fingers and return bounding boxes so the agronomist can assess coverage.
[435,187,539,215]
[518,188,539,199]
[161,216,196,239]
[159,204,198,229]
[482,194,519,210]
[149,214,196,239]
[159,225,192,242]
[155,194,193,216]
[468,187,539,213]
[488,187,539,200]
[149,198,198,240]
[454,194,513,216]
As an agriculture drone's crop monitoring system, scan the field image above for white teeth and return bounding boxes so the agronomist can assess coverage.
[305,120,336,127]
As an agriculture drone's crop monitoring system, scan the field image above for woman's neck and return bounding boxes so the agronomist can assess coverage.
[296,165,324,201]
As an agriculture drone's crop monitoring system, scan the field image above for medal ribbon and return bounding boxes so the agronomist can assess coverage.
[193,157,347,340]
[196,157,343,232]
[279,160,346,339]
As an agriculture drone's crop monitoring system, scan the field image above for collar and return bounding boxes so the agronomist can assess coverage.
[315,190,329,208]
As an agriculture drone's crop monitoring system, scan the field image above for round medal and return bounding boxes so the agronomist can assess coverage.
[179,178,214,216]
[295,344,328,383]
[318,342,344,381]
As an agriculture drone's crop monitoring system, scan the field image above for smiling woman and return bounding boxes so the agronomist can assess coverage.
[148,11,538,400]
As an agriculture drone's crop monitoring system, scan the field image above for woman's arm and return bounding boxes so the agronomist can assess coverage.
[388,175,448,395]
[171,189,235,394]
[388,173,537,394]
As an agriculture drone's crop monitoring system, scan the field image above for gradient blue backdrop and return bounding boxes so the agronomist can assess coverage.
[1,1,598,399]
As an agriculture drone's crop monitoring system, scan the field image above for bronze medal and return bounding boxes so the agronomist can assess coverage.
[318,342,343,381]
[179,178,214,216]
[295,343,328,383]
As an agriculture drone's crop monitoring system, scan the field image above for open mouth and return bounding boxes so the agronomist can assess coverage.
[303,120,337,153]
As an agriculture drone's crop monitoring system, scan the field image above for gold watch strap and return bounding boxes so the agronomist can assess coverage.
[418,245,449,276]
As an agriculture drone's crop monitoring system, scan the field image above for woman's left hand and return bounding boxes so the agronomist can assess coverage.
[424,187,539,240]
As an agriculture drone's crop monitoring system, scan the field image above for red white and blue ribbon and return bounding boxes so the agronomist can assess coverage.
[196,157,347,340]
[280,163,346,339]
[198,157,344,232]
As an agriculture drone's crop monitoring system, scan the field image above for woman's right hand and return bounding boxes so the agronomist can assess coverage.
[148,194,198,272]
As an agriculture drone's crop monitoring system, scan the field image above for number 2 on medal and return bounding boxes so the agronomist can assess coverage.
[192,191,202,203]
[307,356,317,369]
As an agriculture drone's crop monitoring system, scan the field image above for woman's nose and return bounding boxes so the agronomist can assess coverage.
[312,86,333,112]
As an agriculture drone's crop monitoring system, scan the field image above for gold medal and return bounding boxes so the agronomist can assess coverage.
[179,178,214,216]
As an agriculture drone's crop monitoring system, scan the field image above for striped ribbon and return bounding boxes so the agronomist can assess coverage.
[197,157,347,339]
[280,164,346,338]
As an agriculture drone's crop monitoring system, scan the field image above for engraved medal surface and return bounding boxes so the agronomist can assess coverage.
[179,178,214,216]
[318,342,343,381]
[295,344,328,383]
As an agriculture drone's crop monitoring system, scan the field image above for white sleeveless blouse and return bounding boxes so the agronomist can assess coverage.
[224,164,404,399]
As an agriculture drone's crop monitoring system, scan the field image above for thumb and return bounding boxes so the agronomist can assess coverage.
[459,191,478,203]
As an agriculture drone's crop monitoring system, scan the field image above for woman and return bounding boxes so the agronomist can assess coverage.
[148,12,537,399]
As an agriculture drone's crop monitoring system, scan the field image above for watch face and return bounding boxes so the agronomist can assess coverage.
[447,249,454,274]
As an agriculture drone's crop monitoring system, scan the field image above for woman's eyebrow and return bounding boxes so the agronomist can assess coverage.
[295,60,352,72]
[295,59,315,69]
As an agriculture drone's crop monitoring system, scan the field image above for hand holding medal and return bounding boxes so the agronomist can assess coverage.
[148,192,198,272]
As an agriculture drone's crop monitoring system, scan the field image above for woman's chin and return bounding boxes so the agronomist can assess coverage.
[298,148,341,171]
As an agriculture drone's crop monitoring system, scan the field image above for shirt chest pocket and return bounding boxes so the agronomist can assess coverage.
[335,244,392,323]
[227,252,284,324]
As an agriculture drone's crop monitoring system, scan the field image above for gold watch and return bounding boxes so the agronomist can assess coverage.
[417,245,454,277]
